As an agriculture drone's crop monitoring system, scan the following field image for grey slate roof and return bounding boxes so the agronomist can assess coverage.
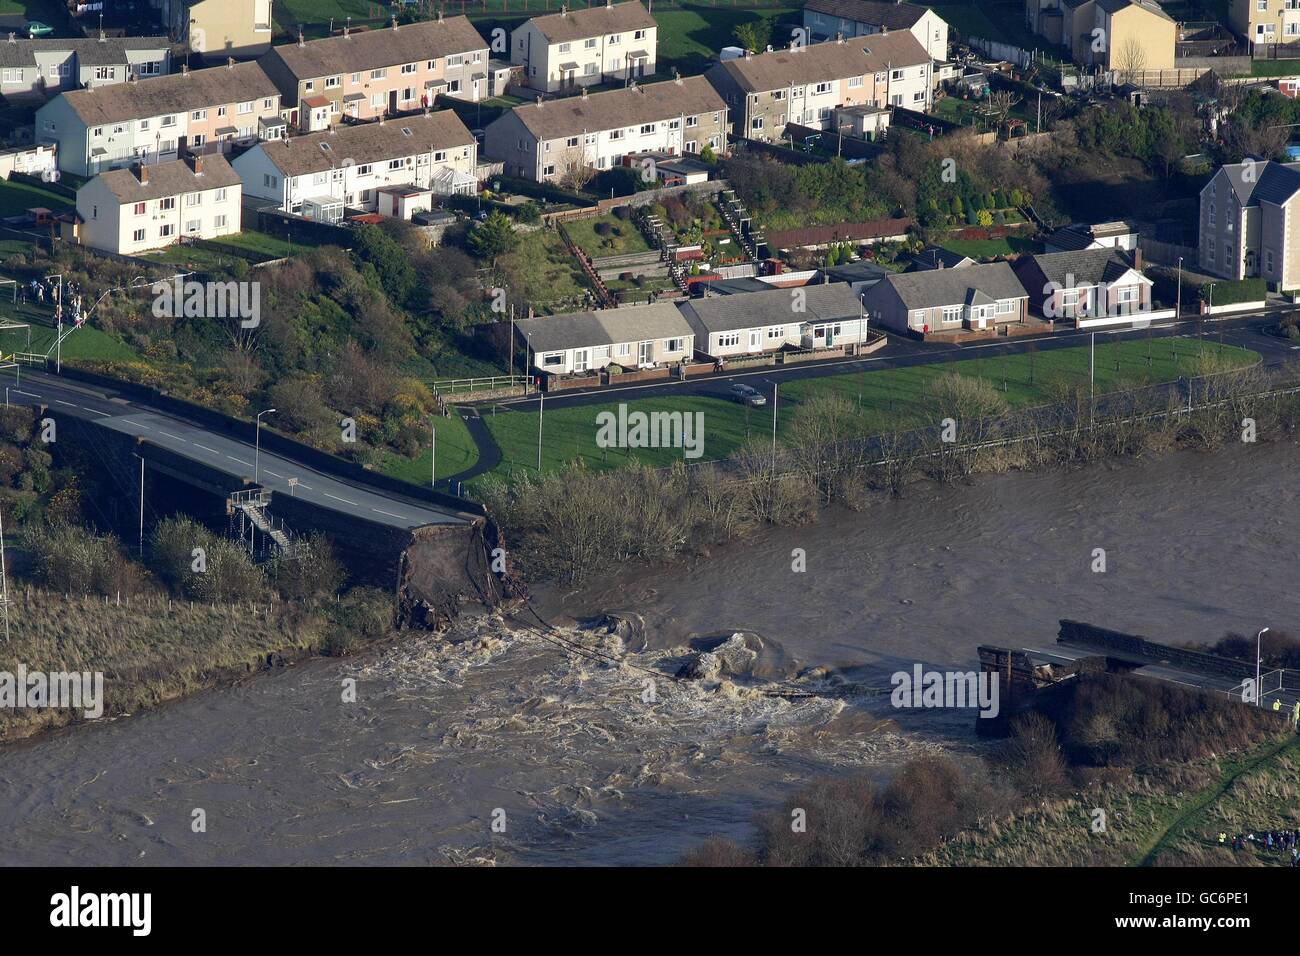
[87,154,240,203]
[803,0,930,29]
[0,35,169,68]
[528,2,657,43]
[260,111,474,177]
[504,75,723,140]
[61,60,278,125]
[715,30,928,93]
[681,282,863,335]
[879,261,1027,309]
[1095,0,1174,21]
[1024,248,1140,288]
[908,245,974,271]
[1214,160,1300,207]
[265,16,486,80]
[516,302,692,353]
[820,260,890,284]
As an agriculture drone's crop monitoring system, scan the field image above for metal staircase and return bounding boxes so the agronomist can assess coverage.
[227,488,298,558]
[640,210,689,292]
[718,189,767,265]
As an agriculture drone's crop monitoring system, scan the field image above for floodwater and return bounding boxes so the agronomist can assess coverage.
[0,441,1296,866]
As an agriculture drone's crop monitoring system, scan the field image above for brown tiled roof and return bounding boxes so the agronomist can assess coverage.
[88,154,241,203]
[507,75,724,140]
[264,16,487,81]
[259,111,474,176]
[61,61,278,125]
[528,2,657,43]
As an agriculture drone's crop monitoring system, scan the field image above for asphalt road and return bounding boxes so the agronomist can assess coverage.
[3,369,472,529]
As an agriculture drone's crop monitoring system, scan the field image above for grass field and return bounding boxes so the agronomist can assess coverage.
[479,337,1257,480]
[564,213,652,259]
[938,234,1038,259]
[0,178,71,217]
[500,227,593,315]
[373,407,479,483]
[0,300,136,362]
[653,2,797,73]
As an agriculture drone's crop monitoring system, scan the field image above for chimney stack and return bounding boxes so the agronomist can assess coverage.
[580,86,588,99]
[181,63,189,76]
[345,16,352,37]
[560,4,567,15]
[227,56,235,69]
[391,15,398,30]
[674,68,682,85]
[190,154,205,176]
[298,29,305,47]
[137,163,150,184]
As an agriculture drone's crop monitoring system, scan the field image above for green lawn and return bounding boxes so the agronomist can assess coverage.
[654,2,797,74]
[932,1,1057,53]
[481,337,1257,479]
[564,213,652,259]
[0,300,136,362]
[373,408,479,483]
[938,234,1038,259]
[0,178,71,218]
[498,227,593,315]
[1251,60,1300,78]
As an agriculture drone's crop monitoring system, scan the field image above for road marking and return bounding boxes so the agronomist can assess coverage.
[158,430,184,441]
[193,443,218,455]
[53,399,75,407]
[227,456,252,467]
[81,407,110,416]
[324,492,357,506]
[297,483,312,491]
[13,389,39,398]
[371,508,406,519]
[264,470,282,479]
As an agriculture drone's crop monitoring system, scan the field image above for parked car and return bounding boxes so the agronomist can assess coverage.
[26,22,53,37]
[729,383,767,407]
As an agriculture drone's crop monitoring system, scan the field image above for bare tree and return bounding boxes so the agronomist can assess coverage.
[1115,38,1147,85]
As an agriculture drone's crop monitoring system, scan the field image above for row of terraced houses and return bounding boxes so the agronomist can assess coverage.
[27,1,958,254]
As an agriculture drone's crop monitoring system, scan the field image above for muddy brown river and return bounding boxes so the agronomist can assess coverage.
[1,441,1296,865]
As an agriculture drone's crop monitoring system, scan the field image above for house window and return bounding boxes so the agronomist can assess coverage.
[185,219,201,233]
[186,193,201,206]
[1115,286,1137,303]
[718,332,741,348]
[609,129,625,140]
[1266,249,1275,271]
[609,33,622,43]
[585,38,597,49]
[543,164,556,177]
[325,76,341,88]
[617,343,631,357]
[813,82,831,94]
[686,115,699,127]
[1208,202,1215,226]
[133,202,146,216]
[401,63,417,74]
[159,224,174,238]
[640,123,655,135]
[192,109,207,121]
[558,42,571,54]
[750,117,764,131]
[665,338,683,352]
[238,101,253,114]
[942,306,962,324]
[264,174,279,189]
[541,353,563,366]
[132,229,145,242]
[160,197,176,210]
[565,137,579,148]
[848,76,863,88]
[634,29,647,40]
[371,68,387,79]
[996,300,1015,314]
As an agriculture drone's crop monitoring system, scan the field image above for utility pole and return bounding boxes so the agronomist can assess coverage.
[430,418,437,488]
[537,390,544,471]
[1257,627,1269,707]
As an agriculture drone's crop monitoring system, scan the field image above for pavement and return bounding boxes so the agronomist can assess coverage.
[4,369,473,530]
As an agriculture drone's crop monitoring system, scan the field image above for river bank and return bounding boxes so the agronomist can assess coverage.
[0,441,1295,864]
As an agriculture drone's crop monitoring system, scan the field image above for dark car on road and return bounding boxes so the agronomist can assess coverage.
[729,383,767,407]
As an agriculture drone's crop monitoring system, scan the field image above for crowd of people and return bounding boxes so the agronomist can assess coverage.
[1219,830,1300,864]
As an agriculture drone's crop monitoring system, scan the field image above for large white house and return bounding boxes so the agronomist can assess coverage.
[802,0,948,64]
[515,301,695,375]
[483,74,726,184]
[234,111,478,219]
[75,154,242,255]
[36,60,283,177]
[511,0,658,93]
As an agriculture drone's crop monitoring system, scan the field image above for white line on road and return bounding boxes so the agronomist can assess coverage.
[158,431,184,441]
[13,390,39,398]
[193,443,218,454]
[81,407,110,416]
[53,400,76,407]
[371,508,406,519]
[264,470,282,479]
[227,456,252,467]
[324,492,358,506]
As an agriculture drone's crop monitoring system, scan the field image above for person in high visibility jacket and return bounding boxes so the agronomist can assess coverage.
[1219,832,1227,845]
[1273,699,1282,712]
[1293,700,1300,728]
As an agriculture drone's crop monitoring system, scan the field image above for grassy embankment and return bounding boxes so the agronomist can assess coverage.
[923,735,1300,867]
[478,338,1257,481]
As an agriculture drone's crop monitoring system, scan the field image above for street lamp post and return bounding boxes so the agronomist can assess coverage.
[1175,255,1183,319]
[254,408,276,484]
[430,417,437,488]
[537,390,544,472]
[1257,626,1270,707]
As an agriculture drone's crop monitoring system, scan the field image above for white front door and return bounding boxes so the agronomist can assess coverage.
[748,329,762,351]
[574,348,588,372]
[638,340,652,365]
